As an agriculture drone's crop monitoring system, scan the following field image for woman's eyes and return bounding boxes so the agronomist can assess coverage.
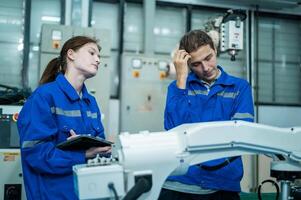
[88,50,100,58]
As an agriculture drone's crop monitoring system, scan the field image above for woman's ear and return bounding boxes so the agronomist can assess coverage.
[66,49,75,61]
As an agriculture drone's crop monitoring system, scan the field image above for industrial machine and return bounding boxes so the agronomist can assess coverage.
[40,24,111,132]
[0,149,25,200]
[220,10,246,61]
[120,53,172,133]
[204,9,246,61]
[0,113,19,149]
[73,121,301,200]
[0,106,26,200]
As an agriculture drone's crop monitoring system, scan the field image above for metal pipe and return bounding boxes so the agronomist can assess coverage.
[281,181,291,200]
[21,0,31,88]
[143,0,155,55]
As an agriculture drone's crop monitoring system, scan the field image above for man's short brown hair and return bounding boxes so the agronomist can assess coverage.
[179,30,215,53]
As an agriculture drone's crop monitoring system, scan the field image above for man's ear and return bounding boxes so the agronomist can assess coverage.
[67,49,75,61]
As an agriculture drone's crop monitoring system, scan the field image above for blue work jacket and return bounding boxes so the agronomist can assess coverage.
[164,66,254,192]
[17,73,105,200]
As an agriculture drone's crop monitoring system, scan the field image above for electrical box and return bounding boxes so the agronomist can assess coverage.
[220,20,244,52]
[0,113,19,148]
[73,164,125,199]
[0,149,26,200]
[120,53,172,133]
[0,106,26,199]
[39,24,111,133]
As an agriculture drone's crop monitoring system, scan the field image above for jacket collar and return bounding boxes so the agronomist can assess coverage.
[187,65,235,86]
[56,73,90,102]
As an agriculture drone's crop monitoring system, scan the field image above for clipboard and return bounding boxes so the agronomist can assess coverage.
[57,135,113,151]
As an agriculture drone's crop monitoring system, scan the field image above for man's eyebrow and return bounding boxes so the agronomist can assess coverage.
[204,53,213,60]
[190,53,212,65]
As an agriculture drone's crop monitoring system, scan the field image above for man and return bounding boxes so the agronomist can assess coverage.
[159,30,254,200]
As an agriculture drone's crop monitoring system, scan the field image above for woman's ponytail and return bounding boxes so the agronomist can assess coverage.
[39,57,62,85]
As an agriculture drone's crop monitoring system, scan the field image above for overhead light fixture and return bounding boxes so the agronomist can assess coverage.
[41,16,60,23]
[17,43,23,51]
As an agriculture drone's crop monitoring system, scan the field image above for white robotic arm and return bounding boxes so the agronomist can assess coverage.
[73,121,301,200]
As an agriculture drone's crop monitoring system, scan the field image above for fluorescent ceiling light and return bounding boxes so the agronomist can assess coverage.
[41,16,60,22]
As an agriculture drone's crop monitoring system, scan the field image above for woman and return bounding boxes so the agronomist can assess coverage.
[17,36,111,199]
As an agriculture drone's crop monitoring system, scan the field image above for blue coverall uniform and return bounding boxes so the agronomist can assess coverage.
[17,73,105,200]
[164,66,254,192]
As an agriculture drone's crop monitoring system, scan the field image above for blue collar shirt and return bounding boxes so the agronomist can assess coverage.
[18,73,105,200]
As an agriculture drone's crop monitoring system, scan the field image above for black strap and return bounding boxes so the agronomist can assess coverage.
[198,156,239,171]
[257,179,279,200]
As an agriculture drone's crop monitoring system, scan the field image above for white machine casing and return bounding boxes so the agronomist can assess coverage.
[73,164,125,199]
[74,121,301,200]
[220,20,244,52]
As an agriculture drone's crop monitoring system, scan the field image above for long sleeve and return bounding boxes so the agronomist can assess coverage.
[18,92,85,175]
[231,81,254,122]
[164,81,193,130]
